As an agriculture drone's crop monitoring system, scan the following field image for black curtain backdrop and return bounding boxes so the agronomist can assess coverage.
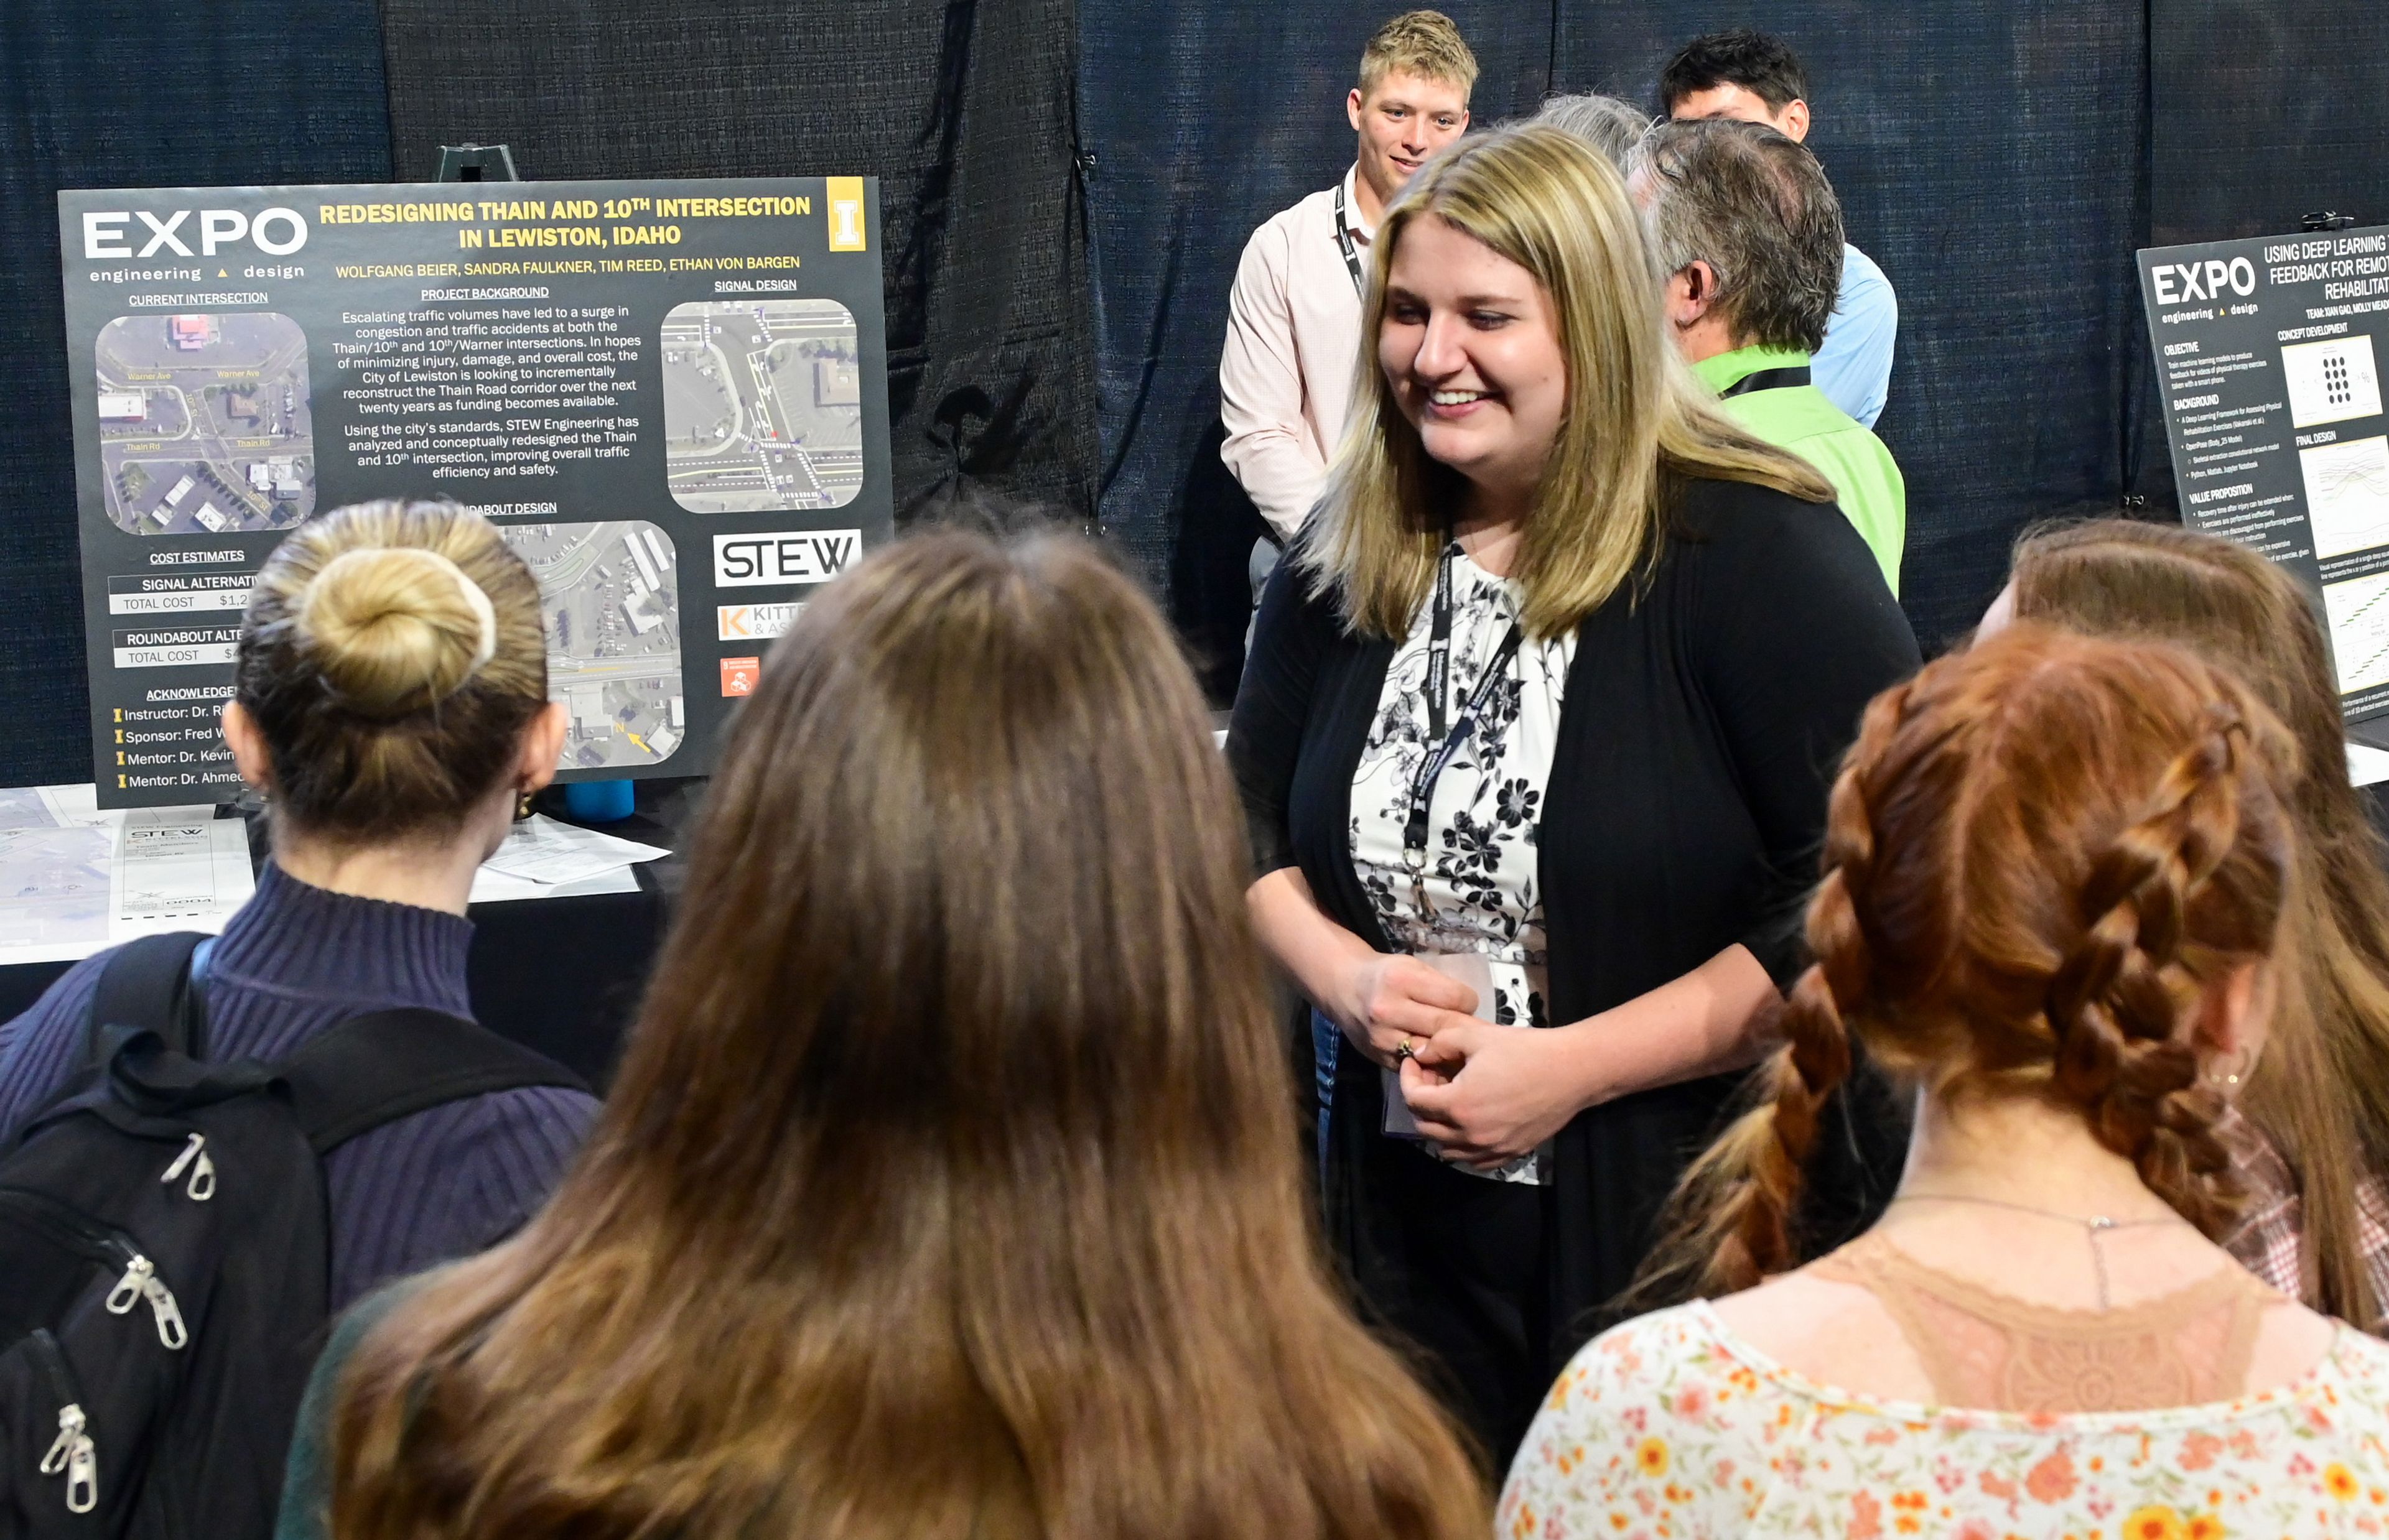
[2140,0,2389,518]
[376,0,1097,526]
[1556,2,2158,652]
[1079,1,1555,697]
[0,0,1094,784]
[5,3,2387,783]
[1084,1,2158,693]
[2151,0,2389,249]
[0,0,393,785]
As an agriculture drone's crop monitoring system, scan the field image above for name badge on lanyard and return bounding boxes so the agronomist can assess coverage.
[1404,545,1523,910]
[1333,182,1367,298]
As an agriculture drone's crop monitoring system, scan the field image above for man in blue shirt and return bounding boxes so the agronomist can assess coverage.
[1660,30,1897,428]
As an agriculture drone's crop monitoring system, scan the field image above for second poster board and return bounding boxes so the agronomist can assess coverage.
[2140,226,2389,720]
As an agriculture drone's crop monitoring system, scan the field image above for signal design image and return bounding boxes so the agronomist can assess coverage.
[660,300,863,513]
[92,313,314,536]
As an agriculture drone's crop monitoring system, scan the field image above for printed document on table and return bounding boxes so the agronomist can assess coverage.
[0,788,60,831]
[478,814,669,888]
[0,785,254,965]
[0,823,111,957]
[115,806,254,932]
[469,864,643,904]
[32,784,112,829]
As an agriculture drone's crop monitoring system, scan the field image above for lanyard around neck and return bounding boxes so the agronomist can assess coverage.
[1718,363,1813,398]
[1332,182,1367,299]
[1403,544,1525,871]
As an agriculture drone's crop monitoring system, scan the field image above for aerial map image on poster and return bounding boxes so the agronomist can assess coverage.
[661,299,864,513]
[93,312,314,535]
[499,519,687,769]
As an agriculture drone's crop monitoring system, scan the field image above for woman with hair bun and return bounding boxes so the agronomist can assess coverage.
[1504,626,2389,1535]
[0,499,595,1309]
[275,526,1489,1540]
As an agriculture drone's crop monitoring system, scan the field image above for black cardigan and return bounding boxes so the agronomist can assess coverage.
[1229,475,1922,1365]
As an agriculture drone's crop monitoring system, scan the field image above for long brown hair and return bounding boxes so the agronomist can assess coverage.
[1635,626,2294,1301]
[325,529,1488,1539]
[1305,122,1832,642]
[2013,517,2389,1325]
[236,498,546,843]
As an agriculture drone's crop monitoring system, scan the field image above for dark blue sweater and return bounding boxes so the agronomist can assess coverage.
[0,862,599,1307]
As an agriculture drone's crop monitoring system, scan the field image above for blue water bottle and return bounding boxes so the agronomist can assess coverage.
[563,779,636,823]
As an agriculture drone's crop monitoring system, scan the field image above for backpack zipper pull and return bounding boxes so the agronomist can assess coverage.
[104,1255,152,1315]
[39,1403,85,1476]
[141,1274,187,1350]
[63,1432,96,1514]
[161,1133,215,1200]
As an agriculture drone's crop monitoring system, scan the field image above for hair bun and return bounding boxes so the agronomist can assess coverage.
[298,545,499,717]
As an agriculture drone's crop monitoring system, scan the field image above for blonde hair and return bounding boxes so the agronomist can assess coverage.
[1358,9,1478,99]
[236,499,546,843]
[1303,123,1833,641]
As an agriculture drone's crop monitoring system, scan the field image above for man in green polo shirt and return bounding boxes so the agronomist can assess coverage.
[1628,118,1905,594]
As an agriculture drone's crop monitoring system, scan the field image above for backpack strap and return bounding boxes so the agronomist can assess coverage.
[280,1008,590,1154]
[83,931,211,1068]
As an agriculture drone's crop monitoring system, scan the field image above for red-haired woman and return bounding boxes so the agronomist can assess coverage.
[1503,626,2389,1534]
[1993,517,2389,1330]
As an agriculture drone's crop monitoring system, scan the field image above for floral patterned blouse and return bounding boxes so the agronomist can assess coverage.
[1348,543,1576,1185]
[1501,1302,2389,1539]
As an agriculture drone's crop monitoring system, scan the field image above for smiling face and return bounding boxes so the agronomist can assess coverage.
[1378,214,1568,501]
[1347,71,1471,214]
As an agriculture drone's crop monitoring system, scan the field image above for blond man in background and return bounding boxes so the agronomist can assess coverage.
[1221,11,1478,614]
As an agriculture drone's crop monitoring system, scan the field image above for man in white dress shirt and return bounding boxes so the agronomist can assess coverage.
[1220,11,1478,610]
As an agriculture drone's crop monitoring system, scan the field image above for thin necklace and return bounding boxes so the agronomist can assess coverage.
[1887,1192,2187,1310]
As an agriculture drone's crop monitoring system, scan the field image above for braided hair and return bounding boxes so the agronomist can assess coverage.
[1631,624,2294,1302]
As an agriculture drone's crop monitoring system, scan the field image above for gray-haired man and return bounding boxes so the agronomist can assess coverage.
[1534,93,1651,172]
[1628,117,1904,593]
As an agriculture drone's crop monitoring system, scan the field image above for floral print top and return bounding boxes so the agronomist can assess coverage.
[1500,1302,2389,1539]
[1349,544,1576,1185]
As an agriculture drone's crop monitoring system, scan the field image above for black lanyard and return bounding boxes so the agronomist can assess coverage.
[1718,363,1812,398]
[1332,182,1367,298]
[1403,545,1525,873]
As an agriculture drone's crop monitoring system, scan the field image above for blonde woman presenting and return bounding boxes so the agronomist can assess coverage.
[1228,124,1917,1460]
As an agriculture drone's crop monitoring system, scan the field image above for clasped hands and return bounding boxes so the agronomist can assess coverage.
[1333,953,1588,1170]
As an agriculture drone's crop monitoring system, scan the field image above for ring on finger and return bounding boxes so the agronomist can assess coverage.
[1395,1036,1417,1062]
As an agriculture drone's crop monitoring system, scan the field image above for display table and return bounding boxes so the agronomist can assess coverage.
[0,779,706,1090]
[13,767,2383,1089]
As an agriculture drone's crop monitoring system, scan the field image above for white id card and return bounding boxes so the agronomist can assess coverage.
[1382,950,1496,1138]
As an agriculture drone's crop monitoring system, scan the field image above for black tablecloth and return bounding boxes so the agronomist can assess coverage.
[0,779,704,1090]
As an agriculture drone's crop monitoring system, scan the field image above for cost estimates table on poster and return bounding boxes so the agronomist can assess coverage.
[57,177,892,808]
[2140,225,2389,722]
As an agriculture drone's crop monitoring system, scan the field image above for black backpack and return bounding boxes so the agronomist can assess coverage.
[0,932,588,1538]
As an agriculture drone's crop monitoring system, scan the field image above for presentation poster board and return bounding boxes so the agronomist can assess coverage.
[57,177,890,808]
[2139,226,2389,720]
